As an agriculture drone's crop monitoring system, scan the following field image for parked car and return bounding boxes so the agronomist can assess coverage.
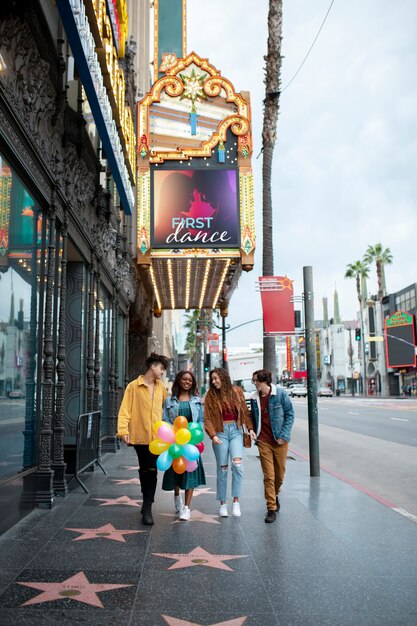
[288,385,307,398]
[8,390,25,399]
[317,387,333,397]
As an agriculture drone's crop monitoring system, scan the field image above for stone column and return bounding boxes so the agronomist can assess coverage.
[52,211,68,496]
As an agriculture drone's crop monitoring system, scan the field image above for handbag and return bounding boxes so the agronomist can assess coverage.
[242,425,252,448]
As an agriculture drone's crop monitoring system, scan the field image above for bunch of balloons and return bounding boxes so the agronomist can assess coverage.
[149,416,205,474]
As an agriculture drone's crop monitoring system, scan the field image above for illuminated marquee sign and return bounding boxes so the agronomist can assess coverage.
[385,310,416,368]
[151,169,240,249]
[57,0,135,214]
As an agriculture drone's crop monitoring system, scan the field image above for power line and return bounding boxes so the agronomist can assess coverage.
[282,0,335,93]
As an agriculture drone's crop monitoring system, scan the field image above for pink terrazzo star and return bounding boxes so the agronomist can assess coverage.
[152,546,249,571]
[65,523,145,542]
[192,487,216,497]
[110,477,140,485]
[18,571,133,608]
[162,615,247,626]
[169,510,220,525]
[92,495,142,507]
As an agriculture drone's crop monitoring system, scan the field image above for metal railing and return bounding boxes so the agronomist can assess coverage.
[73,411,107,493]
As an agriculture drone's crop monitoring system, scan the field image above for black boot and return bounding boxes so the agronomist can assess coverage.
[142,501,154,525]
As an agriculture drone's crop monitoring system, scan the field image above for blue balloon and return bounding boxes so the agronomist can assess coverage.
[181,443,200,462]
[157,450,173,471]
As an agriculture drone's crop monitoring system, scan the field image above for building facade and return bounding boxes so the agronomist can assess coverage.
[0,0,152,534]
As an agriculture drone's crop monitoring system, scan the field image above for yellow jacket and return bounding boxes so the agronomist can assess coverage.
[117,376,168,444]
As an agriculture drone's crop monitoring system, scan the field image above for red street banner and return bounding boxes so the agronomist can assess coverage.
[259,276,295,334]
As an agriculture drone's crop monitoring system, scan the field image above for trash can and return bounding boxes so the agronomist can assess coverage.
[335,389,340,397]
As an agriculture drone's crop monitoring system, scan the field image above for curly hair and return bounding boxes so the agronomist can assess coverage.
[206,367,236,410]
[171,370,198,398]
[145,352,170,371]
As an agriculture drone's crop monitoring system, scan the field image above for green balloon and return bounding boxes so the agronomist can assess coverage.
[189,427,204,445]
[168,443,183,459]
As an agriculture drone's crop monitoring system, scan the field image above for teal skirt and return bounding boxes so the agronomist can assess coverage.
[162,458,206,491]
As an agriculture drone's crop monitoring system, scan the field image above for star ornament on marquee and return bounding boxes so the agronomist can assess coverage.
[18,571,133,608]
[65,523,146,542]
[152,546,249,571]
[179,68,207,107]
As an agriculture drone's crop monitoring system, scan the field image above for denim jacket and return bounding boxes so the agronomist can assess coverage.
[250,384,294,442]
[163,395,204,426]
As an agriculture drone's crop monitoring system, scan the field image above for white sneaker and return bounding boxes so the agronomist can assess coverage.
[179,505,191,521]
[219,503,228,517]
[232,502,241,517]
[174,494,184,513]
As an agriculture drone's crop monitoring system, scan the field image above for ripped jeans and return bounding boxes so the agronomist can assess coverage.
[212,422,244,501]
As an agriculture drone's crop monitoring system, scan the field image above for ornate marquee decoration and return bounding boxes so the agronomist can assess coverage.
[137,50,255,285]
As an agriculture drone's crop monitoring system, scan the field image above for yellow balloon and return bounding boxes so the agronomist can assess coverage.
[153,420,164,433]
[175,428,191,445]
[173,415,188,431]
[149,439,170,455]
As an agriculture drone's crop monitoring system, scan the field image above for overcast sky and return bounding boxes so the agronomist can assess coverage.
[187,0,417,347]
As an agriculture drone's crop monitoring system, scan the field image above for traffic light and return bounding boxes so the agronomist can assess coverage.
[355,328,361,341]
[204,353,211,372]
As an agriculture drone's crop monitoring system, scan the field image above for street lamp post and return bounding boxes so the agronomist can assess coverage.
[348,327,354,396]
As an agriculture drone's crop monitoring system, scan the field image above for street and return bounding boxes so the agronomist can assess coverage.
[289,396,417,520]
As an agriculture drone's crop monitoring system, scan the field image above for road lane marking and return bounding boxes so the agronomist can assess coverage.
[348,411,360,415]
[393,508,417,524]
[391,417,409,422]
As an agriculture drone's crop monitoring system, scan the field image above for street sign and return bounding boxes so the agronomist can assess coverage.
[367,336,384,342]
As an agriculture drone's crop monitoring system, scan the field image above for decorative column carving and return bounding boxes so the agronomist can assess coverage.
[86,255,95,412]
[93,264,101,412]
[52,210,68,496]
[124,312,130,389]
[35,187,57,508]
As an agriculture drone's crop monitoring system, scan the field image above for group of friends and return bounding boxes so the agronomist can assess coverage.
[117,352,295,525]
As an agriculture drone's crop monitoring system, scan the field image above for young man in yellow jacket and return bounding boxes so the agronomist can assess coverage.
[117,352,169,525]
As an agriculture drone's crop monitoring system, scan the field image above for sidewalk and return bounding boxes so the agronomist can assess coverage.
[0,441,416,625]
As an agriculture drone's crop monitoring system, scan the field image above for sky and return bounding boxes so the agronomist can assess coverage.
[186,0,417,347]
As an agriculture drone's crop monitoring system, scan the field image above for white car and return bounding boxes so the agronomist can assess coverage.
[317,387,333,397]
[288,385,307,397]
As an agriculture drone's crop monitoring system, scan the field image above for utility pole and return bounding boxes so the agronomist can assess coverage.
[303,266,320,477]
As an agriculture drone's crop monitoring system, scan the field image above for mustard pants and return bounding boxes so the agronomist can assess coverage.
[257,440,289,511]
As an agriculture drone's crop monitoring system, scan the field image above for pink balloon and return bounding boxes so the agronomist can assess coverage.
[157,423,176,444]
[185,459,198,472]
[196,442,205,453]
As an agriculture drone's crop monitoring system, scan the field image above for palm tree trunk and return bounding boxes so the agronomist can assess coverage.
[262,0,283,380]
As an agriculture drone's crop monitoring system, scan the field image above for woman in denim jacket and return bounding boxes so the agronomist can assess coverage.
[162,370,206,521]
[250,369,294,523]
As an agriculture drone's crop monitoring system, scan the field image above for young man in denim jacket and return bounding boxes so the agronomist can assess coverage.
[250,369,295,523]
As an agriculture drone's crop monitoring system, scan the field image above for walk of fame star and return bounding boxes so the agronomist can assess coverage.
[110,477,140,485]
[152,546,249,571]
[161,510,220,525]
[65,523,146,542]
[162,617,247,626]
[92,495,142,507]
[18,571,133,608]
[192,487,216,497]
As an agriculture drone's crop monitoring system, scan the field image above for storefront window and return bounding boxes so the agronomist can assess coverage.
[0,154,43,480]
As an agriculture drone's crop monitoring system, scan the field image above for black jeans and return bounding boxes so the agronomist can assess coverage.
[133,444,157,504]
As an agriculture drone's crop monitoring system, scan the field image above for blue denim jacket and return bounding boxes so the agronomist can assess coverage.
[250,385,294,442]
[163,395,204,426]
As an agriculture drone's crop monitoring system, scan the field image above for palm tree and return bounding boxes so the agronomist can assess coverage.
[262,0,283,379]
[363,243,393,302]
[344,260,370,306]
[345,260,370,395]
